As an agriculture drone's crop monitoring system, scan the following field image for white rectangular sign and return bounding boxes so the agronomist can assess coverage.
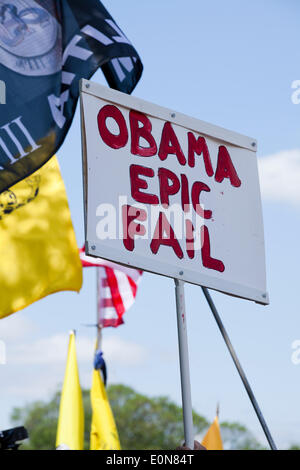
[80,79,268,304]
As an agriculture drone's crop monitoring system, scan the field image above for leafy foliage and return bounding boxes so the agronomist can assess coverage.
[288,444,300,450]
[219,421,265,450]
[11,384,262,450]
[107,384,207,450]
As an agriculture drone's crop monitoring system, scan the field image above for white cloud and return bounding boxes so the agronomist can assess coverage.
[0,314,37,341]
[8,333,148,368]
[102,336,148,366]
[258,149,300,205]
[0,333,148,408]
[9,333,92,365]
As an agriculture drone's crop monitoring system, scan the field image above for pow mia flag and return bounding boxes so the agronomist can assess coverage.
[0,0,143,193]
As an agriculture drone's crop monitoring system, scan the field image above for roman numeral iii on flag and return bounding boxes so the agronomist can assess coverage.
[80,248,142,327]
[0,0,143,193]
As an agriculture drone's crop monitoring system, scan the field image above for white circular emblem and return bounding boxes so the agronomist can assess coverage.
[0,0,62,76]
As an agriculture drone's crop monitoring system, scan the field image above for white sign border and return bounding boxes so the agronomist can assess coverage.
[80,79,269,305]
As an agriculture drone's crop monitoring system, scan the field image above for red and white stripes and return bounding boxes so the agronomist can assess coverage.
[79,248,142,327]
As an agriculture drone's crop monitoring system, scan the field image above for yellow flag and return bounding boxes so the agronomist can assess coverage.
[202,416,223,450]
[0,156,82,319]
[56,331,84,450]
[90,369,121,450]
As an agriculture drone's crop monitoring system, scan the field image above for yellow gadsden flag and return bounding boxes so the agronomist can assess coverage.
[56,331,84,450]
[0,156,82,319]
[90,369,121,450]
[202,416,223,450]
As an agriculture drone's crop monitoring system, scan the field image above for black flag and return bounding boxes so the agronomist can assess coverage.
[0,0,143,193]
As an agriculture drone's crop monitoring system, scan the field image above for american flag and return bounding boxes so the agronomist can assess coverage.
[80,248,142,327]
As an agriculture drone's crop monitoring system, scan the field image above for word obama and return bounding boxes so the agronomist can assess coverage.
[97,104,243,273]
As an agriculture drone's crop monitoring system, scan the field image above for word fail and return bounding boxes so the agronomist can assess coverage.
[81,80,268,304]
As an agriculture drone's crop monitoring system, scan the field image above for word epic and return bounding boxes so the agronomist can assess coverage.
[97,104,243,273]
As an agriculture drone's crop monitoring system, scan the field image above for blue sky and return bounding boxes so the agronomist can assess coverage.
[0,0,300,449]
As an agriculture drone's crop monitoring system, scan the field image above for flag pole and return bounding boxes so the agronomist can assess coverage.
[96,267,102,349]
[201,286,277,450]
[174,279,194,449]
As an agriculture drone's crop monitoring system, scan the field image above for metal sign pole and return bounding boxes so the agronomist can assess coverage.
[201,286,277,450]
[174,279,194,449]
[96,267,102,349]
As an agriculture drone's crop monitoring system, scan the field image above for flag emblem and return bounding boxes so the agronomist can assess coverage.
[0,0,143,193]
[0,0,61,76]
[0,174,40,218]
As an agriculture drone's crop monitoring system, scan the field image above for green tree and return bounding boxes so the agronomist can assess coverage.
[107,384,207,450]
[288,444,300,450]
[219,421,265,450]
[10,383,262,450]
[11,388,93,450]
